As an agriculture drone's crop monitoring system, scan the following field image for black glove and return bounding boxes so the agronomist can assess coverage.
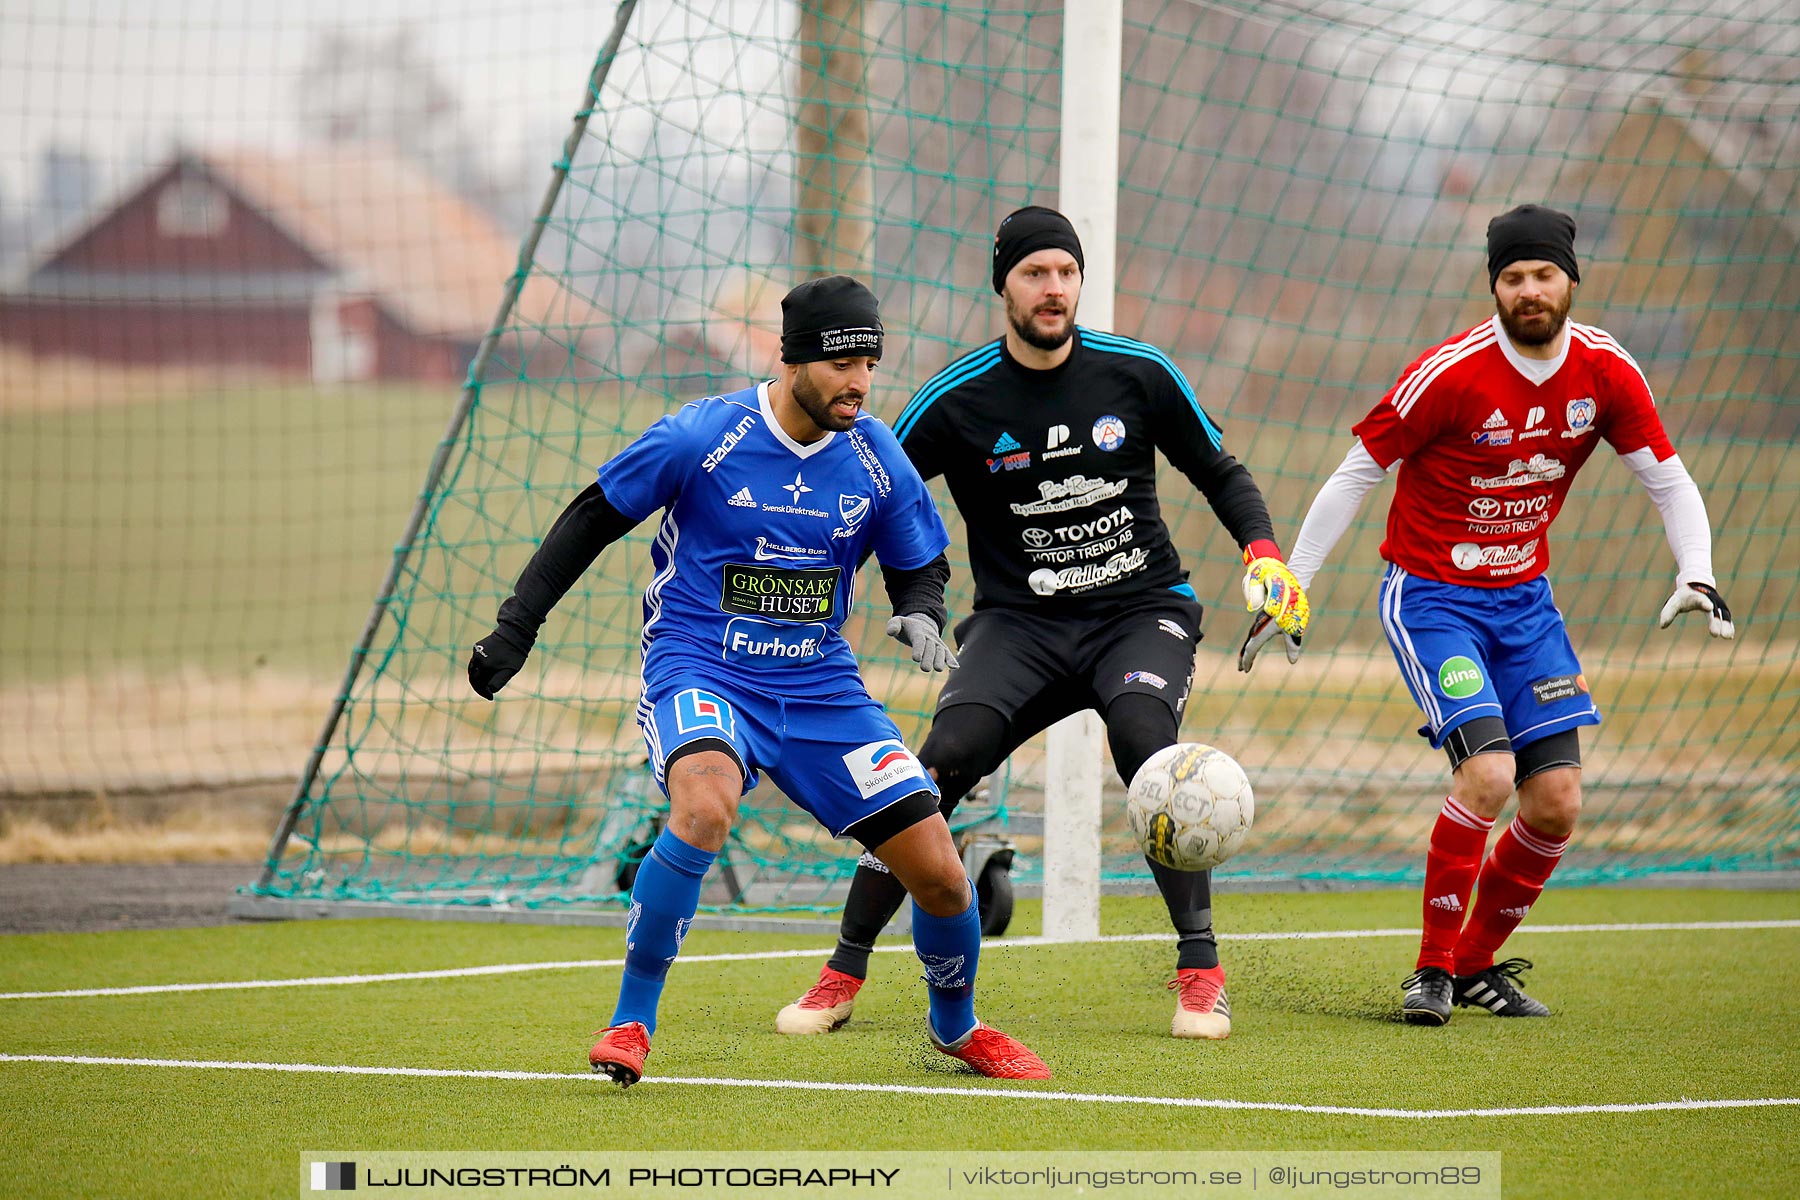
[468,622,535,699]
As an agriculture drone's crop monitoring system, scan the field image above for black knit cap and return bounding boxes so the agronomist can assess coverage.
[992,205,1084,294]
[1486,204,1580,290]
[780,275,884,364]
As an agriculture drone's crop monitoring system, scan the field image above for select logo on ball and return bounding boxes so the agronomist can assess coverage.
[1438,656,1485,699]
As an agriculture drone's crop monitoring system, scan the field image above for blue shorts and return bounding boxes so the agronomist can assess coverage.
[1377,565,1601,751]
[636,675,938,838]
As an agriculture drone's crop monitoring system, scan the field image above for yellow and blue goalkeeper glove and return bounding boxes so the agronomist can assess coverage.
[1238,548,1310,673]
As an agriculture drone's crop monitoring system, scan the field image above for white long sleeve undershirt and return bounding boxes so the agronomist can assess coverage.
[1285,441,1392,590]
[1620,449,1717,587]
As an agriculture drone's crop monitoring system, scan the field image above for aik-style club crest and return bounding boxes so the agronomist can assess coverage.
[1566,396,1596,434]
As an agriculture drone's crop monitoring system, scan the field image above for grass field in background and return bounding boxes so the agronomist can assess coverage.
[4,889,1796,1198]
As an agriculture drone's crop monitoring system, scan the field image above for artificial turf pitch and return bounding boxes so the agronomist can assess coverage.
[2,887,1794,1199]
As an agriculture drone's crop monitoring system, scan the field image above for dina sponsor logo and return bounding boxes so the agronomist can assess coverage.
[1009,474,1129,516]
[842,738,926,800]
[1437,656,1485,700]
[701,414,758,472]
[1469,454,1565,490]
[724,617,826,663]
[720,563,840,622]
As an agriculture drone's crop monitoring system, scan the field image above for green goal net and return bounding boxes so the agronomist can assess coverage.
[236,0,1797,914]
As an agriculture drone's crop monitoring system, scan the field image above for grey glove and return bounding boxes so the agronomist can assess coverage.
[1237,611,1302,673]
[886,613,959,673]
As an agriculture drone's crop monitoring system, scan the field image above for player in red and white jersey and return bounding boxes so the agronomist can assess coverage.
[1241,204,1735,1026]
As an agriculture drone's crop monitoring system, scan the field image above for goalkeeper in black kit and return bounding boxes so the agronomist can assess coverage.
[775,206,1309,1040]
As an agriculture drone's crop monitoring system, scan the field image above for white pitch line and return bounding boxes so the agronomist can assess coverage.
[2,1053,1796,1120]
[3,920,1796,1002]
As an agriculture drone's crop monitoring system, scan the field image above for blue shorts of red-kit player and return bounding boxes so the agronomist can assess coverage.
[636,673,938,837]
[1377,564,1601,751]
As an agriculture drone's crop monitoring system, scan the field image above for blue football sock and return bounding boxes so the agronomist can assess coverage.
[911,887,980,1045]
[610,827,716,1034]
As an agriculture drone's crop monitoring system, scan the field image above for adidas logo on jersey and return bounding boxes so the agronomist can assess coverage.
[992,432,1023,454]
[1499,905,1532,919]
[1482,409,1508,429]
[727,487,756,508]
[1428,894,1464,912]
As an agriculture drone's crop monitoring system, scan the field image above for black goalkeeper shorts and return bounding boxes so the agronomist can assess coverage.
[933,592,1204,728]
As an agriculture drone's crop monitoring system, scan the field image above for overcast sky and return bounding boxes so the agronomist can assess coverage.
[0,0,627,203]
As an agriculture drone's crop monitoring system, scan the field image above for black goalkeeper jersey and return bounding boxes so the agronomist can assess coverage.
[889,326,1275,613]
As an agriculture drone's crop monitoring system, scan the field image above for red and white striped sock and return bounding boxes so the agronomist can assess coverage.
[1453,817,1570,976]
[1416,796,1494,973]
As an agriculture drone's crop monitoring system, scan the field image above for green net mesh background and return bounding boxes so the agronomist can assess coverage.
[2,1,1791,912]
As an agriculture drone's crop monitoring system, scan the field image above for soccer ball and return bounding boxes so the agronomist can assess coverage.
[1125,743,1255,871]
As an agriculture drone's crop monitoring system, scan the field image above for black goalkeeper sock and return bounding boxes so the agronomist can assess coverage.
[826,859,911,979]
[1147,857,1219,970]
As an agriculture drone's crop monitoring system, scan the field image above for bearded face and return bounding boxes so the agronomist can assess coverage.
[1494,262,1574,347]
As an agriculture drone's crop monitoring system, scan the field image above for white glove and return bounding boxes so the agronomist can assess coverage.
[1238,611,1302,673]
[886,614,959,672]
[1657,582,1735,639]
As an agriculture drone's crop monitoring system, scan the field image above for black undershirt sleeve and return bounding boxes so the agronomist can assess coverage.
[878,553,950,633]
[496,483,640,637]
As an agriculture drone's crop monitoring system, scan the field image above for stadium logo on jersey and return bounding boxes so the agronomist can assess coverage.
[1009,474,1129,516]
[993,432,1023,454]
[721,563,840,622]
[728,487,757,508]
[1124,670,1168,689]
[724,617,826,663]
[1482,409,1508,429]
[673,688,737,738]
[753,536,826,562]
[1469,454,1565,490]
[1022,528,1054,548]
[1092,414,1127,451]
[701,414,758,472]
[1563,397,1597,437]
[842,739,927,800]
[1451,540,1539,572]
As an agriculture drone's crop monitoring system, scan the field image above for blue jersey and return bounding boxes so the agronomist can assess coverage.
[597,382,949,691]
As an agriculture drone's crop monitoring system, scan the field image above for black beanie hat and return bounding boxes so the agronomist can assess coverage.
[992,205,1084,294]
[779,275,883,364]
[1486,204,1580,290]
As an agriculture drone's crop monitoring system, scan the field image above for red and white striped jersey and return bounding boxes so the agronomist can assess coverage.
[1352,315,1674,586]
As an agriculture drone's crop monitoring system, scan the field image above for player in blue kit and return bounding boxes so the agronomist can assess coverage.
[468,276,1051,1085]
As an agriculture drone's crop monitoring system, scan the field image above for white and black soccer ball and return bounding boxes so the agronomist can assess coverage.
[1125,743,1255,872]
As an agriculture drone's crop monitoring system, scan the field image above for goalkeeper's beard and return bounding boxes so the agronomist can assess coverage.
[1005,290,1077,352]
[1497,288,1571,347]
